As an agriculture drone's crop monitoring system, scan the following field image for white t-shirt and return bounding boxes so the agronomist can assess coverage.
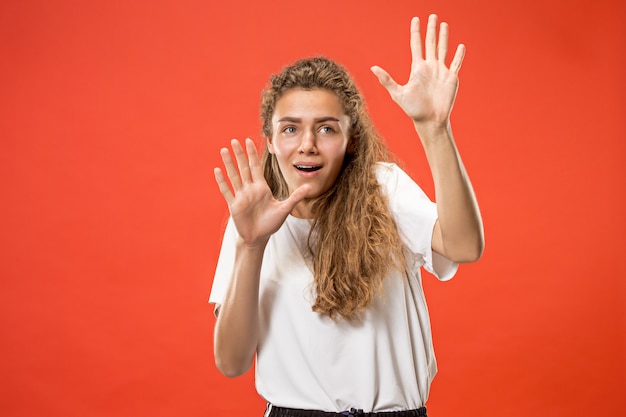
[209,163,457,412]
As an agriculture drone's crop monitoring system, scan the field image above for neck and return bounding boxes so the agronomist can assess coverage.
[291,200,315,219]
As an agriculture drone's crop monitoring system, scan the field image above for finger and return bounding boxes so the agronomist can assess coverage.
[214,167,234,204]
[220,146,242,191]
[438,22,449,64]
[450,44,466,75]
[245,138,263,182]
[370,66,401,99]
[409,16,423,72]
[282,184,311,212]
[425,14,438,61]
[231,138,253,184]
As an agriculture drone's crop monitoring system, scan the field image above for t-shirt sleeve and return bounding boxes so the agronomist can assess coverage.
[209,217,238,309]
[376,163,458,281]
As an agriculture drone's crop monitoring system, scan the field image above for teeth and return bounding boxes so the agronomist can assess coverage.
[296,165,320,171]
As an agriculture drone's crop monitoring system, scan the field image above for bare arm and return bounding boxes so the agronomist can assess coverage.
[372,15,484,263]
[213,139,310,377]
[417,124,484,263]
[213,240,264,377]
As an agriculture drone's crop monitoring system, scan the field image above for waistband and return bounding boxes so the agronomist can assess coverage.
[267,405,427,417]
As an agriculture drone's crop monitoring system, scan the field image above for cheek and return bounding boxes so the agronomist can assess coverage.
[272,138,299,157]
[328,141,349,160]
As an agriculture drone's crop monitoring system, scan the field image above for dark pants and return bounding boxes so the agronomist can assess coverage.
[266,404,428,417]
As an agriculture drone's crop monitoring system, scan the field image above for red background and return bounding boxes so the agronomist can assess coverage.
[1,1,625,416]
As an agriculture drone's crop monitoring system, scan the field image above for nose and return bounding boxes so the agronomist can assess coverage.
[298,129,317,154]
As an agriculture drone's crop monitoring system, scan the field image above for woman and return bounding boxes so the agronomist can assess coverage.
[210,15,484,416]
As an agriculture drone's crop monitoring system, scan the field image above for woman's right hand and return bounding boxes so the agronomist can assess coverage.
[214,138,310,247]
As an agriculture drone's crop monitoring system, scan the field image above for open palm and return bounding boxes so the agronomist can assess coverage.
[371,15,465,127]
[214,139,310,247]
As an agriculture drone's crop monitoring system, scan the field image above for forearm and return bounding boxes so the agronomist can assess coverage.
[416,121,484,262]
[213,239,265,377]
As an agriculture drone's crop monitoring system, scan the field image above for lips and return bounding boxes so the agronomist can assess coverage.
[294,164,321,172]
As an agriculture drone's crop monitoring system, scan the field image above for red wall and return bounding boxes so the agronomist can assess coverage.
[1,1,625,416]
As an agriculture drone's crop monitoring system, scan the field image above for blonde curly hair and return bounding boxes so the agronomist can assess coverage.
[260,57,406,321]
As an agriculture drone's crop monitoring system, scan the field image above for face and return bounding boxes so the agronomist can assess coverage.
[268,88,351,218]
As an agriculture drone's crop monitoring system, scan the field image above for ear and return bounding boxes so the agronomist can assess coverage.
[346,136,356,154]
[266,136,275,154]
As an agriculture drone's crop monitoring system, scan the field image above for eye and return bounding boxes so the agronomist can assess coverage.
[282,126,297,134]
[319,125,335,134]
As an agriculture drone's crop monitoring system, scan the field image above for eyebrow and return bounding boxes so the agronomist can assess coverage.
[277,116,341,124]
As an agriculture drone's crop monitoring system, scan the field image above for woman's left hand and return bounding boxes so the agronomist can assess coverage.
[371,14,465,129]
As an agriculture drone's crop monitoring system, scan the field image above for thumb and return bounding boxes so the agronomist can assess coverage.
[370,66,400,97]
[282,184,311,212]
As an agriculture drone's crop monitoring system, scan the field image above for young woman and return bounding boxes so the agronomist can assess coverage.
[210,15,484,417]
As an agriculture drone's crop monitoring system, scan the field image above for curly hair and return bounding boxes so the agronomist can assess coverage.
[260,57,407,321]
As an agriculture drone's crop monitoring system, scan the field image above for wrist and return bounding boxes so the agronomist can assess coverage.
[413,120,452,143]
[236,236,269,254]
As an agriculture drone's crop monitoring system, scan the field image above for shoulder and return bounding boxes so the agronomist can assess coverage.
[374,162,401,185]
[374,162,418,194]
[373,161,434,216]
[374,161,398,174]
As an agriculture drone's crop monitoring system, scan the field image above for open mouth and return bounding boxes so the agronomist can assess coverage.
[295,165,321,172]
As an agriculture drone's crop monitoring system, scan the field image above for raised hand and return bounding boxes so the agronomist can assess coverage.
[214,139,310,247]
[371,14,465,129]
